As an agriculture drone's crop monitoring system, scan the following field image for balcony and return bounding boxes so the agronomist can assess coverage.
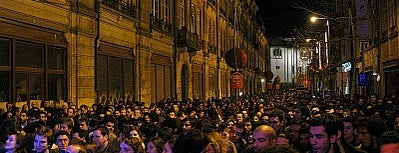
[176,27,204,52]
[102,0,137,18]
[150,16,173,35]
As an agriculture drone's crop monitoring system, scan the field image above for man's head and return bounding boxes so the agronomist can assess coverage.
[77,117,89,131]
[308,114,340,153]
[20,111,28,123]
[356,116,387,147]
[229,124,244,143]
[268,109,286,132]
[236,112,244,123]
[72,128,89,144]
[182,118,193,131]
[342,116,356,142]
[66,107,75,118]
[39,112,47,122]
[253,125,277,153]
[55,130,71,151]
[103,117,115,134]
[34,126,54,153]
[243,118,253,133]
[28,109,40,123]
[92,126,110,150]
[60,118,74,134]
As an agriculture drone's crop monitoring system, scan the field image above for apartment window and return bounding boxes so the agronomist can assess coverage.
[389,0,397,29]
[0,38,66,102]
[273,48,282,59]
[163,0,170,24]
[190,4,196,33]
[152,0,160,18]
[178,0,185,28]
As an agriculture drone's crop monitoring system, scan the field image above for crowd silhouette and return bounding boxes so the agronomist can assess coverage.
[0,91,398,153]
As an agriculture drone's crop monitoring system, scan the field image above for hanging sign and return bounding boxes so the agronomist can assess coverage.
[231,71,244,89]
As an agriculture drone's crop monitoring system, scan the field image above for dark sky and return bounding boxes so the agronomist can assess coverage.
[256,0,310,38]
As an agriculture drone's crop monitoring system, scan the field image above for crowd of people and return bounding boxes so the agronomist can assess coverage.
[0,91,399,153]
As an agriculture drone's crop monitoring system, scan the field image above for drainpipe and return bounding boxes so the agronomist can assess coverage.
[94,0,100,103]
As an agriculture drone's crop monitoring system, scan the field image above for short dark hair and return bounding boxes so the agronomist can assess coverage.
[309,114,341,138]
[54,130,70,140]
[35,126,54,145]
[380,130,399,145]
[173,129,209,153]
[356,116,387,137]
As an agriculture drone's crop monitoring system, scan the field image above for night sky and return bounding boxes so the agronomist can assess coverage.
[256,0,310,38]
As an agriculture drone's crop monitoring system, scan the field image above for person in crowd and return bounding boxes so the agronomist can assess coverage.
[268,109,286,134]
[54,131,70,153]
[119,136,145,153]
[162,139,175,153]
[342,116,360,147]
[229,123,246,152]
[146,137,164,153]
[71,129,89,144]
[27,109,41,124]
[33,126,58,153]
[39,112,48,126]
[242,118,254,145]
[356,116,387,153]
[65,107,75,119]
[309,114,338,153]
[180,117,194,132]
[60,118,74,135]
[92,126,119,153]
[235,112,244,125]
[19,111,29,130]
[379,130,399,153]
[76,117,89,132]
[173,129,209,153]
[65,139,87,153]
[157,127,175,142]
[103,117,119,148]
[1,131,27,153]
[241,125,277,153]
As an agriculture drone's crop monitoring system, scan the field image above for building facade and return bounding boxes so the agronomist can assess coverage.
[0,0,268,108]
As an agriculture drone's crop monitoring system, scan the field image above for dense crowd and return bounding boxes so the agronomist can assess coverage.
[0,91,399,153]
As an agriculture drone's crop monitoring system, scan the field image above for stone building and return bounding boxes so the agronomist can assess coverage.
[0,0,268,108]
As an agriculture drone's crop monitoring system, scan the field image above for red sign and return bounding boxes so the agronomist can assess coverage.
[231,71,244,89]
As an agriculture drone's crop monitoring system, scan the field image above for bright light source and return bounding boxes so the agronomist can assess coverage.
[261,78,265,83]
[239,92,243,96]
[310,16,318,22]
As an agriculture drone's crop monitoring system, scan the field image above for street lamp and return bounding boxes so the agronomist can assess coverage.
[310,16,332,95]
[310,16,330,65]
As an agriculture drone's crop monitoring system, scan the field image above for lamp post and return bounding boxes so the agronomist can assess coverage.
[310,16,332,95]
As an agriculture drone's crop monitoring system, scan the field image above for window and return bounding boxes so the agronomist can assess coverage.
[0,38,66,103]
[191,4,196,33]
[97,55,134,104]
[163,0,170,24]
[389,0,397,32]
[273,48,282,59]
[178,0,185,28]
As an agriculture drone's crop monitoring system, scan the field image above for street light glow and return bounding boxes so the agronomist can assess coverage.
[310,16,318,22]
